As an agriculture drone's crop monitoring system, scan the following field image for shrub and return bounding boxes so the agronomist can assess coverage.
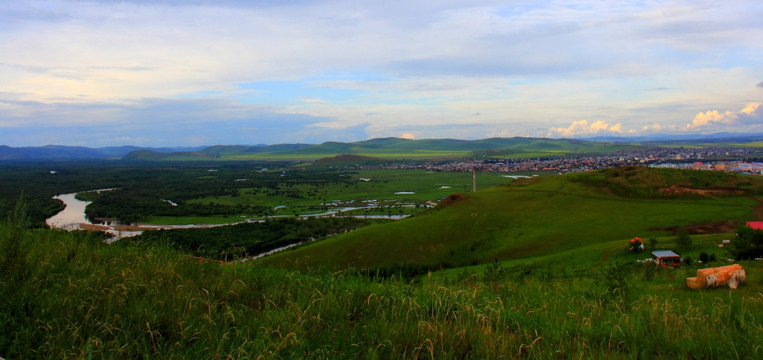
[675,229,692,250]
[483,258,506,291]
[647,237,658,252]
[731,225,763,260]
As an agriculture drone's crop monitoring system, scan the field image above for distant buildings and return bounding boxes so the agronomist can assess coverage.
[343,147,762,176]
[652,250,681,267]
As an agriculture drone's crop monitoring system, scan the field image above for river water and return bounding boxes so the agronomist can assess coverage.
[46,191,410,248]
[46,191,142,242]
[46,193,91,230]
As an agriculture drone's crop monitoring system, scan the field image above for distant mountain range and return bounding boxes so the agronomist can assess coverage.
[2,133,762,161]
[0,145,204,161]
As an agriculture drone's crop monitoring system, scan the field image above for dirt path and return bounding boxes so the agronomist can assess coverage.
[599,246,619,266]
[750,196,763,220]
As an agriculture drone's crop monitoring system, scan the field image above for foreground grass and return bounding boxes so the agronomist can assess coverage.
[1,221,761,359]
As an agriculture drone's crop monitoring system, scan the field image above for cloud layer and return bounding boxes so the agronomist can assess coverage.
[1,1,762,146]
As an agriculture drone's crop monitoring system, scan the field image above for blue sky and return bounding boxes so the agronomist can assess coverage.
[1,0,761,146]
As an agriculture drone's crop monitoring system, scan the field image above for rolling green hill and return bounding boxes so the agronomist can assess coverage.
[122,143,315,161]
[262,167,763,270]
[3,213,761,358]
[122,137,640,161]
[246,137,639,160]
[122,149,216,161]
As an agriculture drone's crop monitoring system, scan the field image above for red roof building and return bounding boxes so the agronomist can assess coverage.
[746,221,763,231]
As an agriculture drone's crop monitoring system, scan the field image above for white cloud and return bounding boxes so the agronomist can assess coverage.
[685,103,762,131]
[740,102,760,116]
[686,110,737,129]
[547,120,623,138]
[400,132,416,139]
[642,123,663,132]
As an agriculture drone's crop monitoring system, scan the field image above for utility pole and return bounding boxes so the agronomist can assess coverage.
[472,168,477,192]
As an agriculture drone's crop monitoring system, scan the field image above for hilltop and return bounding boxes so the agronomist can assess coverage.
[311,154,382,167]
[3,133,763,161]
[0,145,203,161]
[123,137,636,161]
[262,167,763,270]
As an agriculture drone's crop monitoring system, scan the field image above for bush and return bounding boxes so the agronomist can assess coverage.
[698,252,709,263]
[731,225,763,260]
[647,237,658,252]
[675,229,692,250]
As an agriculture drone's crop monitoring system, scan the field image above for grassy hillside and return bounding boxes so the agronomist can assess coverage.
[262,167,763,270]
[122,149,216,161]
[240,137,639,160]
[123,137,640,161]
[570,166,763,198]
[2,208,761,359]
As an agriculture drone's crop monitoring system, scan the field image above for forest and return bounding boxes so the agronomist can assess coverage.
[129,217,369,260]
[0,161,337,225]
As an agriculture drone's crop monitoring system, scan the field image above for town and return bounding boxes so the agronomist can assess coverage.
[347,147,763,175]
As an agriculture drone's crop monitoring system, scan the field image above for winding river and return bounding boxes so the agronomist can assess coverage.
[46,191,410,244]
[46,191,143,242]
[46,193,91,230]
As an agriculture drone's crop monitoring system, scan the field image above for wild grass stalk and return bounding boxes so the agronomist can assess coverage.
[1,216,761,358]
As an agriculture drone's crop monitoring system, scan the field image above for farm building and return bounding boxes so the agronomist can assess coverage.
[652,250,681,267]
[746,221,763,231]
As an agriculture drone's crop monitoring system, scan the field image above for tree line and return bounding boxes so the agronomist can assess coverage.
[127,217,369,260]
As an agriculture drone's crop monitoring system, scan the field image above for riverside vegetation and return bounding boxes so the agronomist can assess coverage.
[2,165,763,358]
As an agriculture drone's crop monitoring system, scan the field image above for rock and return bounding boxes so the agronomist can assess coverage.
[686,264,745,290]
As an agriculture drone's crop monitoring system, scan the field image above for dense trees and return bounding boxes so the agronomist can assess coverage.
[0,161,349,224]
[131,217,369,260]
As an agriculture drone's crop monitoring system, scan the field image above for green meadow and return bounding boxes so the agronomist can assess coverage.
[1,211,761,359]
[184,170,514,219]
[263,167,763,270]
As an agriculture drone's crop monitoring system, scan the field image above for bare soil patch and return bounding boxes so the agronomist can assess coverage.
[437,193,466,208]
[79,223,155,231]
[78,223,110,231]
[656,220,739,235]
[751,197,763,220]
[658,185,743,198]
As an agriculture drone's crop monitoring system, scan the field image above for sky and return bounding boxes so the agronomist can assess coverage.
[1,0,762,147]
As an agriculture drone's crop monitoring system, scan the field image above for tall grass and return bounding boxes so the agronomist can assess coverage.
[1,215,761,358]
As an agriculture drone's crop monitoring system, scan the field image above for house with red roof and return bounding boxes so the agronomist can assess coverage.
[746,221,763,231]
